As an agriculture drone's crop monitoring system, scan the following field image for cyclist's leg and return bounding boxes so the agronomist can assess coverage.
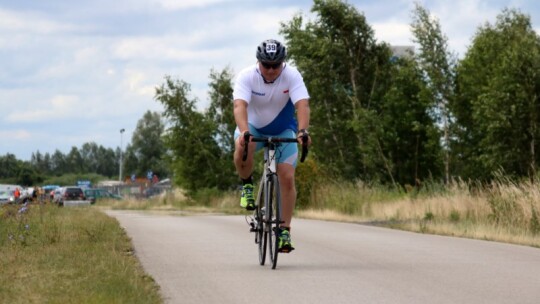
[274,129,298,228]
[276,163,296,252]
[277,163,295,228]
[234,125,259,179]
[234,125,264,209]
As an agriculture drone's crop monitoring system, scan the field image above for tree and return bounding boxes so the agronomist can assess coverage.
[16,163,42,186]
[281,0,443,186]
[79,142,118,177]
[411,3,456,183]
[66,147,84,174]
[123,143,139,178]
[0,153,43,185]
[31,151,55,178]
[0,153,20,182]
[50,150,67,176]
[124,110,168,179]
[207,67,236,154]
[281,0,394,182]
[381,56,443,185]
[454,9,540,179]
[156,74,235,192]
[206,67,238,188]
[80,142,99,173]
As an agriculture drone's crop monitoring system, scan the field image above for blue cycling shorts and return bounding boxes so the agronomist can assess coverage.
[234,125,298,167]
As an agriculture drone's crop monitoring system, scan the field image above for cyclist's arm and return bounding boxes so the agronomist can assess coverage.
[295,99,311,145]
[234,99,250,145]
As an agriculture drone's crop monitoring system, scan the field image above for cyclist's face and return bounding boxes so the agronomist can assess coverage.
[259,61,283,82]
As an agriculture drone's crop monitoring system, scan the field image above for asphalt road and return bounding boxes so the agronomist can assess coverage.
[106,210,540,304]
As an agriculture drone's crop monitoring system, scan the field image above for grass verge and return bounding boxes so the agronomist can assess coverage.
[296,178,540,248]
[95,178,540,250]
[0,202,162,304]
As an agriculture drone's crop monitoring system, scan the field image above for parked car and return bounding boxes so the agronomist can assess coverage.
[53,187,86,206]
[84,188,122,204]
[0,189,14,205]
[0,184,25,204]
[42,185,60,202]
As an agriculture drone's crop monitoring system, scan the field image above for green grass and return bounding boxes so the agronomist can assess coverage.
[0,203,162,304]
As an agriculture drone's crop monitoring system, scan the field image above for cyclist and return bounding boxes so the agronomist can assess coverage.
[233,39,311,253]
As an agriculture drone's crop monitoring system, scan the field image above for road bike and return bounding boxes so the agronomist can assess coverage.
[243,132,308,269]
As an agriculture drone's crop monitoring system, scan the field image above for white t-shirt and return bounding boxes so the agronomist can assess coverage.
[233,63,309,135]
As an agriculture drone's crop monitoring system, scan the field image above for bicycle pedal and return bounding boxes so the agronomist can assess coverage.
[279,247,294,253]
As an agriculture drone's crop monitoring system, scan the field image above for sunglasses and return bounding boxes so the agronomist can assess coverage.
[261,61,283,70]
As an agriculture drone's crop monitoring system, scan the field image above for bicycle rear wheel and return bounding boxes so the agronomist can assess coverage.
[266,174,281,269]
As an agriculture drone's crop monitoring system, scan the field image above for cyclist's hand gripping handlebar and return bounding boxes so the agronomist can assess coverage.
[241,131,309,163]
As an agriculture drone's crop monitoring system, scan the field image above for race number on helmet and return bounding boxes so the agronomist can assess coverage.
[256,39,286,62]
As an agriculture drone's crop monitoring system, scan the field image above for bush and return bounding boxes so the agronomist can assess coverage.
[42,173,109,187]
[295,157,323,209]
[449,210,461,222]
[530,206,540,235]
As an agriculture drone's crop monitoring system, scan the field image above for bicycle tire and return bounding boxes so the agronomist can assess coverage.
[267,174,281,269]
[256,181,267,266]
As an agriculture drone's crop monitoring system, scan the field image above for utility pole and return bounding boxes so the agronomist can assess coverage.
[119,128,125,182]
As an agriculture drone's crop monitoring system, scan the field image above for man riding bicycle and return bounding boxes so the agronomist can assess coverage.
[233,39,311,253]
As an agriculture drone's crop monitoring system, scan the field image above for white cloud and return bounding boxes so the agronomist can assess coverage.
[7,95,81,123]
[112,36,225,62]
[372,21,412,46]
[420,0,508,56]
[156,0,230,10]
[0,129,31,141]
[0,8,77,34]
[123,69,156,97]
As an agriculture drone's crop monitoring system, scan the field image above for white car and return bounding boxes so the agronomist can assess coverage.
[0,184,23,204]
[0,189,14,204]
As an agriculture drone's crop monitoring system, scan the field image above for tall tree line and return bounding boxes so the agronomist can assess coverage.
[160,1,540,191]
[7,1,538,189]
[29,144,117,177]
[281,0,540,184]
[0,110,169,185]
[0,145,117,185]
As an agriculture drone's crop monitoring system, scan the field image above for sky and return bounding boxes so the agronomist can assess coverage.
[1,0,539,162]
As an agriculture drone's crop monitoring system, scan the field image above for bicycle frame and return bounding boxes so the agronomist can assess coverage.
[243,134,308,269]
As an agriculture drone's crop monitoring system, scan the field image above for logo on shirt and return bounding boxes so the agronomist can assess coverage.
[252,90,265,96]
[283,89,289,94]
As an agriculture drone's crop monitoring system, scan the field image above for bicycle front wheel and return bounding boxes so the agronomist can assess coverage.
[256,181,267,266]
[266,174,281,269]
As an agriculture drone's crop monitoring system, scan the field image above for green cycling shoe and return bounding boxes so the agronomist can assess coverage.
[278,229,295,253]
[240,184,255,210]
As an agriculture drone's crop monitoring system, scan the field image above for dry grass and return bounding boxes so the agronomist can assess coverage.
[97,188,240,215]
[98,179,540,248]
[297,179,540,248]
